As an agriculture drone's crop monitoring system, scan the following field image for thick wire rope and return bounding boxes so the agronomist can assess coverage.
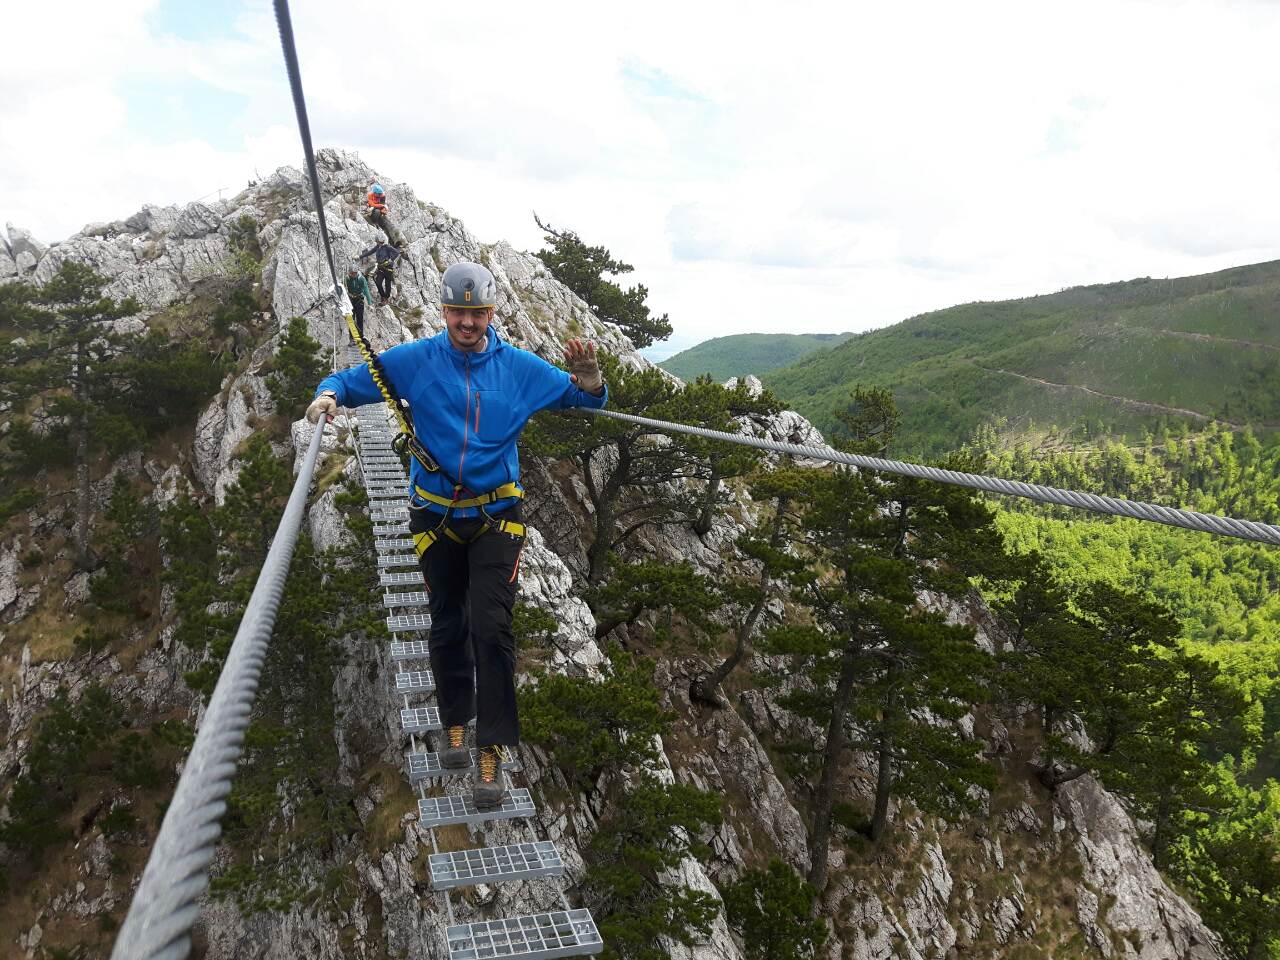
[581,408,1280,546]
[112,2,348,955]
[111,423,327,960]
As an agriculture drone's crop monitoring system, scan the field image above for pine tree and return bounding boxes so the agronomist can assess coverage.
[90,474,159,619]
[518,650,673,794]
[524,355,699,587]
[266,317,326,415]
[677,376,781,536]
[2,263,139,567]
[722,858,828,960]
[533,215,671,348]
[760,394,1013,889]
[1176,785,1280,960]
[1029,583,1181,790]
[589,558,721,642]
[690,466,808,707]
[584,777,722,960]
[1112,650,1250,870]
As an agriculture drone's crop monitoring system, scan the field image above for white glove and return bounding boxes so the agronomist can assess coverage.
[306,393,338,424]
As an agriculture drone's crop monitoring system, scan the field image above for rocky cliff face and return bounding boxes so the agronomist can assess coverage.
[0,150,1223,959]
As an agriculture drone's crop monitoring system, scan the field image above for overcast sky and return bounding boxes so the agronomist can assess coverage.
[4,0,1278,359]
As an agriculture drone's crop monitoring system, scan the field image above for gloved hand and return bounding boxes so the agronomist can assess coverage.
[564,339,603,394]
[306,393,337,424]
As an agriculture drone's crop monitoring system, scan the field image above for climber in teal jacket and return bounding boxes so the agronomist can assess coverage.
[306,261,607,810]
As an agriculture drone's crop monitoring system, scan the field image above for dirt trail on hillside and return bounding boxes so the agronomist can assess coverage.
[1156,328,1280,352]
[971,364,1240,425]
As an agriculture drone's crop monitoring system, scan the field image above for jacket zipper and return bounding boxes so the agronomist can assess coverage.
[475,390,481,434]
[457,355,471,485]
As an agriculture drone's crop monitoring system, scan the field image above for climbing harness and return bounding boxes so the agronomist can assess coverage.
[410,480,527,556]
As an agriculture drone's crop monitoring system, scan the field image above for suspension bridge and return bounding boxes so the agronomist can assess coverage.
[107,0,1280,957]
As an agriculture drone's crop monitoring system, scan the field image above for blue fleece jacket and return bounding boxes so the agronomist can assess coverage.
[314,326,607,518]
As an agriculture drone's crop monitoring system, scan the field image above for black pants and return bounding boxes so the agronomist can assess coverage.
[409,504,525,747]
[351,298,365,336]
[374,267,394,300]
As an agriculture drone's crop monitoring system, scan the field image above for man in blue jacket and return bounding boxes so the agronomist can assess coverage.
[307,262,607,808]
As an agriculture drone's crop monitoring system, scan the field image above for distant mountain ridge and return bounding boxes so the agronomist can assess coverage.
[763,260,1280,456]
[659,331,854,382]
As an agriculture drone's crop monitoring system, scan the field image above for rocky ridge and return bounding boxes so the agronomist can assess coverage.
[0,150,1223,959]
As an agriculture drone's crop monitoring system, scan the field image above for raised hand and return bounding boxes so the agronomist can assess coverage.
[563,338,603,394]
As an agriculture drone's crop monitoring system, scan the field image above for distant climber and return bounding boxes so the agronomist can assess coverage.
[359,240,402,304]
[344,263,375,337]
[306,262,608,809]
[365,182,403,244]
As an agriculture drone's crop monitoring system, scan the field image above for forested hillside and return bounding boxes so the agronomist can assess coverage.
[964,419,1280,957]
[660,332,853,382]
[764,260,1280,456]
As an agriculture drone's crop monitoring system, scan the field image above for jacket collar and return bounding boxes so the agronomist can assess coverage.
[437,323,503,363]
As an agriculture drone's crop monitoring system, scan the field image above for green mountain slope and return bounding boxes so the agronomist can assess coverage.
[763,260,1280,456]
[659,332,854,382]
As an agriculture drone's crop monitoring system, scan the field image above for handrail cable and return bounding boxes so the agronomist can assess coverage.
[111,423,327,960]
[583,408,1280,547]
[111,1,345,955]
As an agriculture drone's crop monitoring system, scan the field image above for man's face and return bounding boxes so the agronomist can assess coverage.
[443,305,492,350]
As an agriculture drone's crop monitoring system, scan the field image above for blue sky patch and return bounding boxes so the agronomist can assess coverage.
[121,74,248,152]
[148,0,250,43]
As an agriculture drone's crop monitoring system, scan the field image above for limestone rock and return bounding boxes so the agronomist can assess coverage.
[6,222,47,262]
[1057,776,1225,959]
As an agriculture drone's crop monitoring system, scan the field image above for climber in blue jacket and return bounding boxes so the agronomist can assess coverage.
[307,261,607,808]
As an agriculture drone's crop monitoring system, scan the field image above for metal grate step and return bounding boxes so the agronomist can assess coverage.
[376,537,415,553]
[395,669,436,694]
[366,483,406,495]
[430,841,563,891]
[385,590,431,608]
[377,553,418,568]
[408,748,520,783]
[401,705,442,733]
[445,909,603,960]
[387,612,433,633]
[418,788,535,828]
[373,523,410,536]
[391,639,431,661]
[381,570,424,587]
[372,509,409,523]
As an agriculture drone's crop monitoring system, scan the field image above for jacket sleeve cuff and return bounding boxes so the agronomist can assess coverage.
[579,383,608,408]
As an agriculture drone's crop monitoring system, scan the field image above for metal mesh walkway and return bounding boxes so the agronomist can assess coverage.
[348,371,601,958]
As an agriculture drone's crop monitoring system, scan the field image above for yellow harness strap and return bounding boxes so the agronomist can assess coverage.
[413,518,526,557]
[413,481,525,510]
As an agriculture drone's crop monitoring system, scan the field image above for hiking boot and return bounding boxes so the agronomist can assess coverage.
[473,745,508,809]
[440,725,469,769]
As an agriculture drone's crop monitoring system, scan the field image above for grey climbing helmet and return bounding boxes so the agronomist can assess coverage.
[441,261,497,309]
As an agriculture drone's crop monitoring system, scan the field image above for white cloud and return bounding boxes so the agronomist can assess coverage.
[2,0,1278,347]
